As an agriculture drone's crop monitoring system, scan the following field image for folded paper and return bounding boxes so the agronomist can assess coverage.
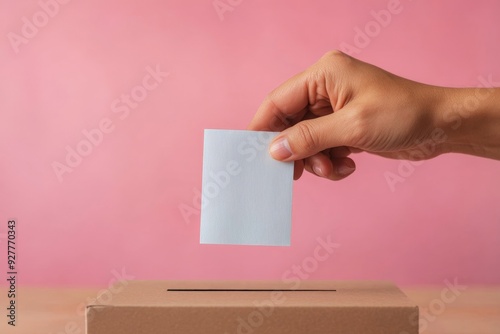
[200,129,294,246]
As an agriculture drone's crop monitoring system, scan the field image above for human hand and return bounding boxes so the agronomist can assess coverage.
[248,51,451,180]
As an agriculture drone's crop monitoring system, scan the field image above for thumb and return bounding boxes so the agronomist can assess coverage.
[269,109,353,161]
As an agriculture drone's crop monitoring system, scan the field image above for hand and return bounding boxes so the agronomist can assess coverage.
[248,51,500,180]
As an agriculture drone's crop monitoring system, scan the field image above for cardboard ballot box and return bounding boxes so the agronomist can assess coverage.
[86,281,418,334]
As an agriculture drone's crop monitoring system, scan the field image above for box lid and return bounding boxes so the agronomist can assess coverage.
[89,280,416,308]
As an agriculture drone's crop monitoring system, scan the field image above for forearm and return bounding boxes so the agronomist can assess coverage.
[434,86,500,159]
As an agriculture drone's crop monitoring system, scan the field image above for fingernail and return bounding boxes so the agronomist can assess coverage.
[313,164,324,177]
[337,161,355,176]
[269,138,292,160]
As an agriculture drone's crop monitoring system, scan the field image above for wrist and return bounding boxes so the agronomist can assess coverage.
[433,86,500,158]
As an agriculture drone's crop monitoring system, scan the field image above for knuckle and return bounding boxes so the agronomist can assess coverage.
[294,121,319,153]
[316,50,354,80]
[322,50,345,59]
[346,107,369,147]
[321,50,350,64]
[262,95,289,131]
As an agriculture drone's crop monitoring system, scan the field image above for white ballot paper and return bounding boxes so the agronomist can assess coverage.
[200,129,294,246]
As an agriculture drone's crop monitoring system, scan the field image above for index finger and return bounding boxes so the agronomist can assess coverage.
[247,71,310,131]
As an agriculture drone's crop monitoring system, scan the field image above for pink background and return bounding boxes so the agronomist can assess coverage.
[1,0,499,287]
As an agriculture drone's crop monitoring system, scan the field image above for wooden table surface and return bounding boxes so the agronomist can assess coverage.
[1,286,499,333]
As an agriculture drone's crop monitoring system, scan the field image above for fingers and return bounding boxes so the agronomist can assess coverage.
[268,104,356,161]
[327,146,353,158]
[303,152,356,181]
[293,160,305,180]
[248,50,361,181]
[247,71,310,131]
[293,147,356,181]
[248,50,354,132]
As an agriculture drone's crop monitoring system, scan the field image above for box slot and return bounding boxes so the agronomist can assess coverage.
[167,289,336,292]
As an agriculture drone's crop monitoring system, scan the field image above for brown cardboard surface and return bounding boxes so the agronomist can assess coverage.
[86,281,419,334]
